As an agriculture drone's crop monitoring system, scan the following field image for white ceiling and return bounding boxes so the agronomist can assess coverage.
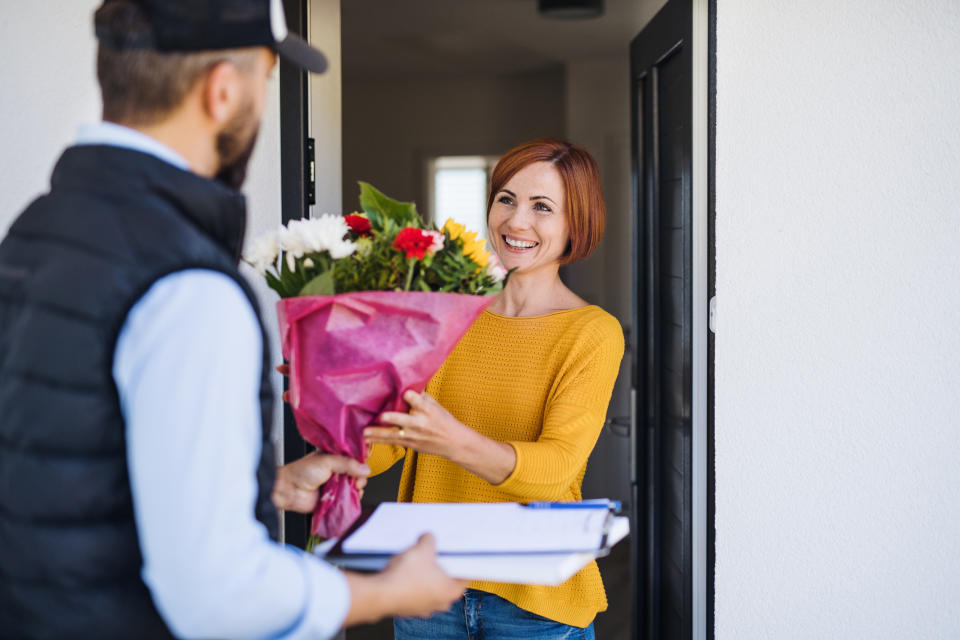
[340,0,667,79]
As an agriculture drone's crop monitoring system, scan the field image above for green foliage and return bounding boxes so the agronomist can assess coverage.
[358,181,420,229]
[299,269,335,296]
[419,229,501,295]
[333,226,408,292]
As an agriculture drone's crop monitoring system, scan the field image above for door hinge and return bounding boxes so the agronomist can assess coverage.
[305,137,316,208]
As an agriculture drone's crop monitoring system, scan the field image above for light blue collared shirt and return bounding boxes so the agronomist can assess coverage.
[76,121,191,171]
[79,122,350,640]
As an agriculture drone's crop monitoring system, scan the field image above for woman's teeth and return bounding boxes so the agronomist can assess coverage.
[504,236,537,249]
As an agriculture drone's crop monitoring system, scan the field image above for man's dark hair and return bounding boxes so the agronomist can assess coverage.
[95,2,259,126]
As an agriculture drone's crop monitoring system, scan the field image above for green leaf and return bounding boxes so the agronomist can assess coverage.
[502,267,516,287]
[265,271,287,298]
[358,181,420,228]
[299,269,336,296]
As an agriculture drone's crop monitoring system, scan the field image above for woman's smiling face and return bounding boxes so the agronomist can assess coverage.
[487,161,569,275]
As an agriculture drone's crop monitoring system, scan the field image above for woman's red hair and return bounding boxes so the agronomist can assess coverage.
[487,138,605,265]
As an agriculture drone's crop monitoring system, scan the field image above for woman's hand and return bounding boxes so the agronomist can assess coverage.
[364,390,517,485]
[364,390,471,460]
[272,452,369,513]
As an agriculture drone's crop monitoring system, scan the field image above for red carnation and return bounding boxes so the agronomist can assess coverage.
[345,214,372,236]
[393,227,434,260]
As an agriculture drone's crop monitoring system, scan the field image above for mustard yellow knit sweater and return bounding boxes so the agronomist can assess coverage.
[367,305,625,628]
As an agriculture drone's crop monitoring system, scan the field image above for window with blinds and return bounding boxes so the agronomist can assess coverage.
[427,155,499,240]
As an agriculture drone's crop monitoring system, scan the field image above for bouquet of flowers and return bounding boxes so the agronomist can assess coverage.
[245,182,506,538]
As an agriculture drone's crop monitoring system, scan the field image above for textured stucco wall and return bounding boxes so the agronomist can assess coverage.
[715,1,960,637]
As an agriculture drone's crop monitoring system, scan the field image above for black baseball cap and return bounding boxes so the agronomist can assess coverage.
[95,0,327,73]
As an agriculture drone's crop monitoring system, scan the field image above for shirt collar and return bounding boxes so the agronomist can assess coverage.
[75,121,191,172]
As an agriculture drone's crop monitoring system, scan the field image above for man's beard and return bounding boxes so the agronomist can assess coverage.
[214,103,260,191]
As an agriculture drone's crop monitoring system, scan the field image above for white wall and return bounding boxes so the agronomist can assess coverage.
[0,1,101,234]
[0,3,288,459]
[716,2,960,638]
[308,0,342,217]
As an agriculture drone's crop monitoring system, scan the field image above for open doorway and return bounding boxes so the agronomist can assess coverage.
[281,0,714,638]
[338,1,666,639]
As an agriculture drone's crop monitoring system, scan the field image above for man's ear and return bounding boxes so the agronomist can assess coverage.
[201,61,241,125]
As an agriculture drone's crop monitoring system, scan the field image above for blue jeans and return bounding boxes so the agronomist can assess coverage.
[394,589,596,640]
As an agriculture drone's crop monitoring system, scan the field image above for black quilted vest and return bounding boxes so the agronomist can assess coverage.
[0,145,278,638]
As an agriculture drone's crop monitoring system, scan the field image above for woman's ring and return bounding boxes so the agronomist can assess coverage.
[397,427,405,439]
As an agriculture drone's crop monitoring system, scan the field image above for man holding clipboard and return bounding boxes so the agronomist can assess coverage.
[0,1,463,637]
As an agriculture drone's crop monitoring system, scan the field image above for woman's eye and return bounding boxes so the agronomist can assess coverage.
[534,201,552,213]
[498,195,514,205]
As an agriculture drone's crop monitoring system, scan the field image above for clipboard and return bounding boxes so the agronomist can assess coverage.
[315,501,629,586]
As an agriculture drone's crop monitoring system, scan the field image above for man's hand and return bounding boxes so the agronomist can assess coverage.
[380,533,469,618]
[343,534,467,626]
[276,364,292,403]
[272,452,369,513]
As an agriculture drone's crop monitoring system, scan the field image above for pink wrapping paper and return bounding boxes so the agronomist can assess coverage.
[277,291,493,538]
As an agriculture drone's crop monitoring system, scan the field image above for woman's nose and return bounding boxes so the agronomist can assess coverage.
[505,206,534,230]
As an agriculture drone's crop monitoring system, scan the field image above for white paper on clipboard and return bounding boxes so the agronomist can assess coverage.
[318,510,630,585]
[340,502,611,555]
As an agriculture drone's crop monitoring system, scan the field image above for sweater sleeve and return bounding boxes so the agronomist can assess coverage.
[495,315,625,501]
[366,443,406,477]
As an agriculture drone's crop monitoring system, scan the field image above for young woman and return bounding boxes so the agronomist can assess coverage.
[364,137,624,639]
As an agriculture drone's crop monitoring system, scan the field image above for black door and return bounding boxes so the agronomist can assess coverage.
[279,0,312,551]
[630,1,694,638]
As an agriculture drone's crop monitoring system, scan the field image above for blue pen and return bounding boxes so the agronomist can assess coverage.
[525,499,621,511]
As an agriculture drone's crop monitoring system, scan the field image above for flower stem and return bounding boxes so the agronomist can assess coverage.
[403,257,416,291]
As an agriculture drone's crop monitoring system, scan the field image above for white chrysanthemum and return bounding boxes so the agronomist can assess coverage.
[301,215,346,251]
[327,239,357,259]
[303,215,358,259]
[243,229,279,275]
[278,220,311,258]
[279,215,357,263]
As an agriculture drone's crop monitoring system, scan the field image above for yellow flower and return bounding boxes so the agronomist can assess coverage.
[444,220,489,267]
[442,219,465,241]
[461,231,490,268]
[471,251,490,268]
